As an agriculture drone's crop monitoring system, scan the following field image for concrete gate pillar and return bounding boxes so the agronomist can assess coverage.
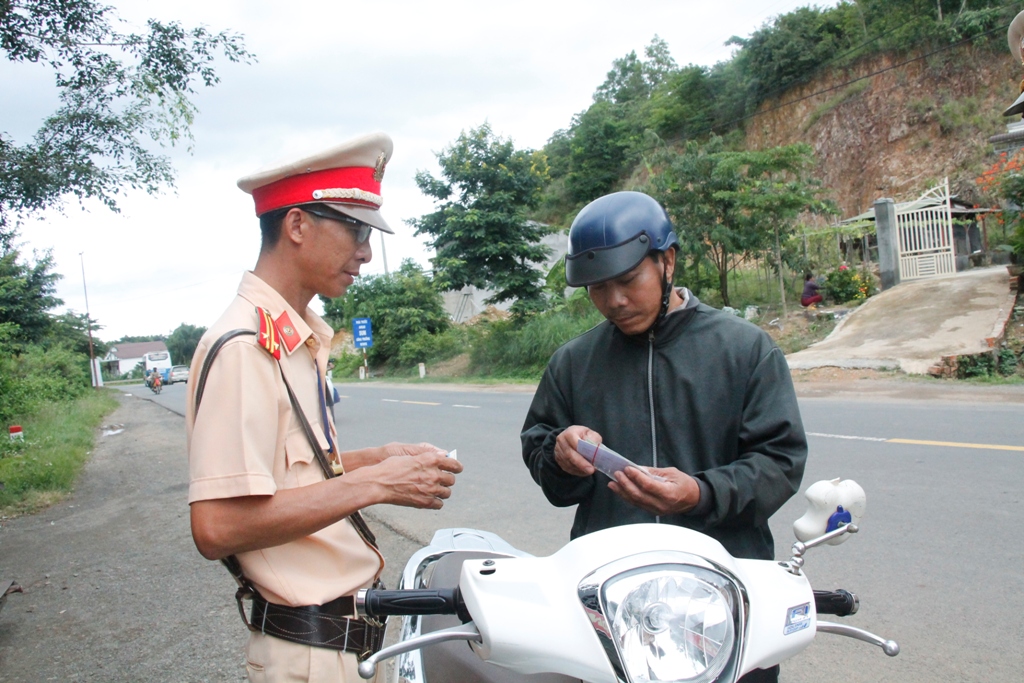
[874,198,901,291]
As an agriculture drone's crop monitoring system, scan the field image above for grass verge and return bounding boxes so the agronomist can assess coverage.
[0,389,119,515]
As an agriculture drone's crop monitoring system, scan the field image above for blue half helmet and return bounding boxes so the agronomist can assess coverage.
[565,191,678,287]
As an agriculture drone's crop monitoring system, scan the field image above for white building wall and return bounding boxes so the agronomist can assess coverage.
[441,230,569,322]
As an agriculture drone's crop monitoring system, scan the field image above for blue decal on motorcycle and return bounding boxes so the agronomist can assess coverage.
[784,603,811,635]
[826,505,852,533]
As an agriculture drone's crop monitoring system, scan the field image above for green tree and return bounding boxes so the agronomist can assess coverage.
[411,124,551,316]
[112,333,166,344]
[594,36,677,104]
[563,101,639,204]
[321,260,450,366]
[649,138,748,306]
[46,311,105,357]
[166,323,206,367]
[646,65,715,141]
[649,139,829,307]
[714,144,834,314]
[558,36,677,205]
[0,0,253,236]
[729,6,859,106]
[0,246,62,345]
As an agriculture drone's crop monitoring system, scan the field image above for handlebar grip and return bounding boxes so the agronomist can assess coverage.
[814,589,859,617]
[360,589,471,622]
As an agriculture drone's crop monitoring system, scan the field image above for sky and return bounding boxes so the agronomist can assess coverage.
[4,0,829,341]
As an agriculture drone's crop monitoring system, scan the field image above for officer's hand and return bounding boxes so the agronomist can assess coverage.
[341,442,447,471]
[381,442,447,459]
[608,467,701,516]
[373,452,463,510]
[553,425,601,477]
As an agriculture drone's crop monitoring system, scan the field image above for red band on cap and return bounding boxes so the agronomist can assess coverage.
[251,167,382,216]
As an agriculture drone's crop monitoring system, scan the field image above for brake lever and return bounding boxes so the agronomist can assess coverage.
[357,621,482,679]
[817,621,900,656]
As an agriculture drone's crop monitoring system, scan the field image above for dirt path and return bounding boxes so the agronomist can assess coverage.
[0,394,419,682]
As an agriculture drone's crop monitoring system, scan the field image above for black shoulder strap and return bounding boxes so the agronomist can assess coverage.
[194,329,254,414]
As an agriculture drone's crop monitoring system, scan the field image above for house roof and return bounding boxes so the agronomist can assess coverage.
[105,341,168,360]
[841,197,993,224]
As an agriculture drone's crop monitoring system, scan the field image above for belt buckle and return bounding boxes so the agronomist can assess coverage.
[358,616,387,661]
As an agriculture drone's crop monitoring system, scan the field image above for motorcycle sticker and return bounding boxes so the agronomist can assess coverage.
[784,603,811,636]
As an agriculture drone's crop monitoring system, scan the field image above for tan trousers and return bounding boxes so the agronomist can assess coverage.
[245,632,384,683]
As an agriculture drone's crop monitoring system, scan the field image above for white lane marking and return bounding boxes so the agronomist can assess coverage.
[807,432,888,442]
[809,432,1023,453]
[382,399,401,403]
[452,404,480,409]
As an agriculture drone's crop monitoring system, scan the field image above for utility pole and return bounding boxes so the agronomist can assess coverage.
[380,229,389,277]
[79,253,99,389]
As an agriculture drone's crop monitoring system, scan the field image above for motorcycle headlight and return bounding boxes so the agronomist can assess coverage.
[581,559,744,683]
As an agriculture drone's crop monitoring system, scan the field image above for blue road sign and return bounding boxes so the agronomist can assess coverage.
[352,317,373,348]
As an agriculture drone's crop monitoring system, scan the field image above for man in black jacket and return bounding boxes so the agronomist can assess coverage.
[521,191,807,682]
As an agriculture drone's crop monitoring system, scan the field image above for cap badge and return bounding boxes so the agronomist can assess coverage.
[373,152,387,182]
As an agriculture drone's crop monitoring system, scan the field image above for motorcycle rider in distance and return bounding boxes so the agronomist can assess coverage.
[521,191,808,683]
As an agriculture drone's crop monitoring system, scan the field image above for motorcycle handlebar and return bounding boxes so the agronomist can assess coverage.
[814,589,859,617]
[357,588,472,623]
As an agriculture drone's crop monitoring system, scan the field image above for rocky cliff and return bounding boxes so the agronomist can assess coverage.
[745,45,1020,218]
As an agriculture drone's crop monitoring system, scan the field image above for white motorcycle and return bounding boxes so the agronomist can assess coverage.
[355,479,898,683]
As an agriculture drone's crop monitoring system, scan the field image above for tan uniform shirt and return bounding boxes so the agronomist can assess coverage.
[186,271,383,607]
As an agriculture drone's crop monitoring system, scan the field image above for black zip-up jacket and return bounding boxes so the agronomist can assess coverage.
[521,293,807,561]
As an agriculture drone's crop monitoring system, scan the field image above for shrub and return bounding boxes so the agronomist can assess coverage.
[330,351,367,379]
[0,344,91,424]
[471,298,604,378]
[396,326,469,368]
[822,265,874,304]
[997,347,1020,376]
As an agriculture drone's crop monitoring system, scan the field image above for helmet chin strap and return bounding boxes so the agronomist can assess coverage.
[634,253,675,336]
[658,257,673,321]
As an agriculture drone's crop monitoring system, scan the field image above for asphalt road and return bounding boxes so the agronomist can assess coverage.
[1,380,1021,681]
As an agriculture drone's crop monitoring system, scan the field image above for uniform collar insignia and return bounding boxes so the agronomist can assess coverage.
[274,310,304,354]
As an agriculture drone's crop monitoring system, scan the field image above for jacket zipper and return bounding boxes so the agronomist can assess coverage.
[648,329,659,524]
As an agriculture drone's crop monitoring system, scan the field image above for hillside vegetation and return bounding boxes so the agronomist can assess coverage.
[537,0,1017,226]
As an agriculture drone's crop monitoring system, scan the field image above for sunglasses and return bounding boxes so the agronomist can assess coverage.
[302,206,374,243]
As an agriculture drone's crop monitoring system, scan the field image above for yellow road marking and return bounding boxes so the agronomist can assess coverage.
[886,438,1024,452]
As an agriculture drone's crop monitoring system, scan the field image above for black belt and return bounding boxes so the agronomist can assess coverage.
[239,589,386,660]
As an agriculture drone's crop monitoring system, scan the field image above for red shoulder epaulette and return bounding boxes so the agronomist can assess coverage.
[255,307,282,360]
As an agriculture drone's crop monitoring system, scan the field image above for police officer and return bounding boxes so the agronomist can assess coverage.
[521,191,807,683]
[186,133,462,682]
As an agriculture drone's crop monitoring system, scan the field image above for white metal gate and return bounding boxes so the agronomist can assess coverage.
[896,178,955,281]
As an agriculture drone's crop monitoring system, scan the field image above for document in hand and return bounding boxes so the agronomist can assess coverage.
[576,440,665,481]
